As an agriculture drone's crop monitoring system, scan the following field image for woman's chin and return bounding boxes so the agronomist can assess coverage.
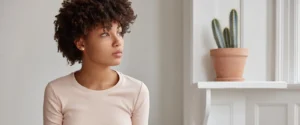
[110,60,122,66]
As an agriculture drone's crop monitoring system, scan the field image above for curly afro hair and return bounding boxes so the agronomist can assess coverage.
[54,0,137,66]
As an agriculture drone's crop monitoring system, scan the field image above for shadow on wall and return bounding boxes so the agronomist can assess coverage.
[188,84,207,125]
[157,0,183,125]
[201,25,216,81]
[266,0,275,81]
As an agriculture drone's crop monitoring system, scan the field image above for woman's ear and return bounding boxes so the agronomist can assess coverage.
[74,37,85,51]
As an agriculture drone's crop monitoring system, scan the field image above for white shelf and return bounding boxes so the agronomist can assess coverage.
[197,81,288,89]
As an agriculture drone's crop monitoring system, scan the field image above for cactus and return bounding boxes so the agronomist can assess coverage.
[223,27,230,48]
[230,9,238,48]
[211,9,239,48]
[212,19,225,48]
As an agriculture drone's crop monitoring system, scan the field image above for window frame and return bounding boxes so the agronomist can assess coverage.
[275,0,299,84]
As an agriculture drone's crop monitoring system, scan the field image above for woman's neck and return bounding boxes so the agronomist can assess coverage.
[74,60,119,90]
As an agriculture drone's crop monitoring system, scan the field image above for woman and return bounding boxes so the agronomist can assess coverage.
[43,0,149,125]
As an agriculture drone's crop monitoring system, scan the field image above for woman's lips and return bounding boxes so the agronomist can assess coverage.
[112,51,122,58]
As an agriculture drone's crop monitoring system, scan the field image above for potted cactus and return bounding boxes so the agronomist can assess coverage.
[210,9,248,81]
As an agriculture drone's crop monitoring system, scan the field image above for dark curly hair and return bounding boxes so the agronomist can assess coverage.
[54,0,137,66]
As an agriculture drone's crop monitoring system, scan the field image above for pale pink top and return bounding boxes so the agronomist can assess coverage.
[43,71,149,125]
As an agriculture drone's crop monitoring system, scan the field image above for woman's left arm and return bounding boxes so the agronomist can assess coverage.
[131,83,150,125]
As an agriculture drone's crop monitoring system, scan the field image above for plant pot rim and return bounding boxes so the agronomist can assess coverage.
[210,48,248,51]
[210,48,249,57]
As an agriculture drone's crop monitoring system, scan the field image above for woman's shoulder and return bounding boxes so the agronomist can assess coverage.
[118,71,149,92]
[45,72,74,91]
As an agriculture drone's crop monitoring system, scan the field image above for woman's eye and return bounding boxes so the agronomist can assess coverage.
[117,32,122,36]
[100,33,109,37]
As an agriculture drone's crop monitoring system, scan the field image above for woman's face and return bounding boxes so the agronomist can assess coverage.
[76,22,124,66]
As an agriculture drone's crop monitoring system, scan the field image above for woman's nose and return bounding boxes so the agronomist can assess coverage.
[112,35,122,47]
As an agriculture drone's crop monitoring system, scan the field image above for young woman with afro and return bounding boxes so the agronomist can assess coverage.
[43,0,149,125]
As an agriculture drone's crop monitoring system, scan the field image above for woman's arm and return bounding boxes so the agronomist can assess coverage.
[131,83,150,125]
[43,84,63,125]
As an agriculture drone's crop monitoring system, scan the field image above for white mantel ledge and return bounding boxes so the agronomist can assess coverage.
[196,81,298,89]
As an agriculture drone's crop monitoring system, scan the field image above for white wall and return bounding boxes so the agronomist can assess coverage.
[0,0,183,125]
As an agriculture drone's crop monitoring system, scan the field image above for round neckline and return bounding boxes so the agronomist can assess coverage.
[71,70,123,94]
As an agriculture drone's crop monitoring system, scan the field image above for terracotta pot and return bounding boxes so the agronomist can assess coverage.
[210,48,248,81]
